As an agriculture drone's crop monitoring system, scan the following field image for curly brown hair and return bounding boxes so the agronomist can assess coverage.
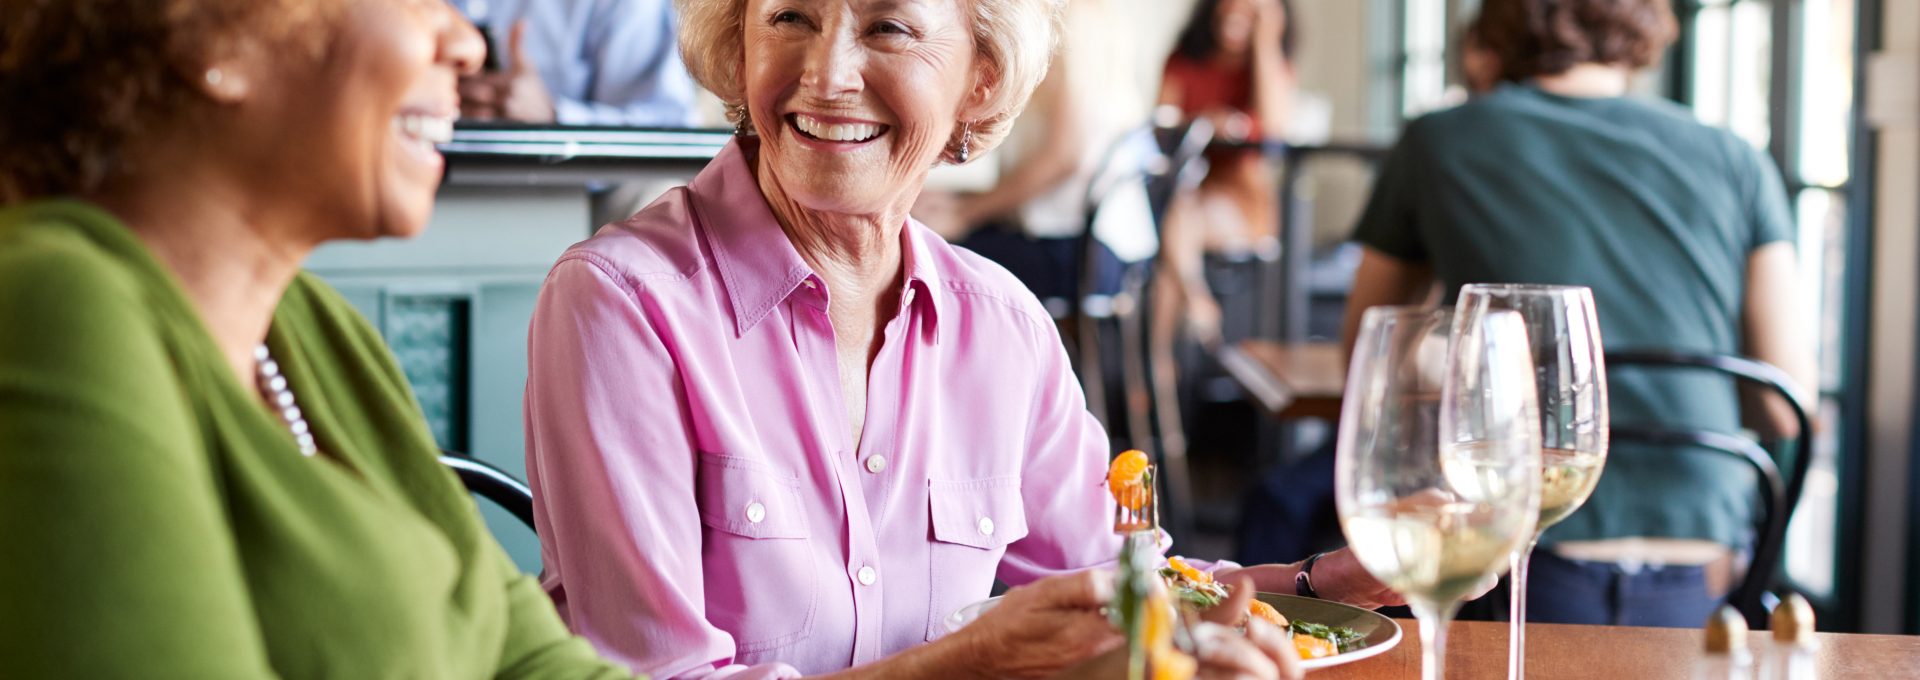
[1470,0,1677,83]
[0,0,338,203]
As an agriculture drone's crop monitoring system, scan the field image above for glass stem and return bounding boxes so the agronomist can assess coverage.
[1413,600,1461,680]
[1509,538,1539,680]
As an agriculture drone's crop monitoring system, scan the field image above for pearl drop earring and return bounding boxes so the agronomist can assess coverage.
[205,68,224,86]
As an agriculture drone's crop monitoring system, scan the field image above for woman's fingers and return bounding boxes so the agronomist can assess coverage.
[1022,568,1114,611]
[1200,575,1254,626]
[1192,622,1281,680]
[1244,618,1304,680]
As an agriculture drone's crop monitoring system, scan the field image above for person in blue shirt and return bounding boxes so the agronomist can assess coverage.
[453,0,698,127]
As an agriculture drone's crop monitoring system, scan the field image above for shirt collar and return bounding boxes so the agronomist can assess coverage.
[690,138,946,342]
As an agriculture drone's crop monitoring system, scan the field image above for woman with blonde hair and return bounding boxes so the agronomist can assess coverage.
[524,0,1401,678]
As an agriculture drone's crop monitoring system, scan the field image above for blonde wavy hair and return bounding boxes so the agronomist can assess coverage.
[675,0,1065,165]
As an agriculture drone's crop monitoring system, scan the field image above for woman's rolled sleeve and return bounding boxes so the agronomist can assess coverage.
[995,315,1123,584]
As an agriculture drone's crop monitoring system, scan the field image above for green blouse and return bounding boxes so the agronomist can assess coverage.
[0,200,637,679]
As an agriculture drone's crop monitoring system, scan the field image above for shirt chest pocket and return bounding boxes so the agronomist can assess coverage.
[696,455,815,653]
[925,477,1030,640]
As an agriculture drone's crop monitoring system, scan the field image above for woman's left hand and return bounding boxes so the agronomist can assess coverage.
[1215,548,1435,610]
[1303,549,1405,609]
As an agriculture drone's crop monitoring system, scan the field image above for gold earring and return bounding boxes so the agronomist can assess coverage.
[727,103,754,136]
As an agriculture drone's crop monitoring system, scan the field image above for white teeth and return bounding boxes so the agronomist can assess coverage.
[396,113,455,144]
[794,114,881,142]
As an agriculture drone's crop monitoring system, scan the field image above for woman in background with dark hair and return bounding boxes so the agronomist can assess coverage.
[1154,0,1297,345]
[1344,0,1818,627]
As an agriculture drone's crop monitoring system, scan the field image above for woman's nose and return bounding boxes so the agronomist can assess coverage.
[799,30,863,98]
[440,3,486,76]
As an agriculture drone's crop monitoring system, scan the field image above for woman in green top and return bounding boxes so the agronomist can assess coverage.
[0,0,642,676]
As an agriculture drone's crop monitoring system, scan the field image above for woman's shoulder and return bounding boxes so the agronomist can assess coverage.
[560,187,709,289]
[918,226,1056,336]
[0,200,172,333]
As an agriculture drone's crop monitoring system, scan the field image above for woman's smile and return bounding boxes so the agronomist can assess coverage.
[787,112,891,147]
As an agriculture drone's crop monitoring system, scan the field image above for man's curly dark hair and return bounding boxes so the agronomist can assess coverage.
[1471,0,1678,83]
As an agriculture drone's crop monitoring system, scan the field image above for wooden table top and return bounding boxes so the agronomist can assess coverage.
[1314,619,1920,679]
[1218,340,1346,421]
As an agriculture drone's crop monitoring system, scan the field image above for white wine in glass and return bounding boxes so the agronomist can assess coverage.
[1456,283,1610,680]
[1337,306,1542,680]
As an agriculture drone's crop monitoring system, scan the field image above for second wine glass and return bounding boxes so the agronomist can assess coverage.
[1337,306,1542,680]
[1456,283,1610,680]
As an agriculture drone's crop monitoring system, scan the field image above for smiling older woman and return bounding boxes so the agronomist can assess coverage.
[522,1,1392,678]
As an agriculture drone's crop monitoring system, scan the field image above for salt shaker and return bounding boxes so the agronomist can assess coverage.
[1693,606,1752,680]
[1760,594,1818,680]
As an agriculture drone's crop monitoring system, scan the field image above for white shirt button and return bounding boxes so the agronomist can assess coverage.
[978,516,995,536]
[745,502,766,524]
[857,566,877,586]
[864,455,887,474]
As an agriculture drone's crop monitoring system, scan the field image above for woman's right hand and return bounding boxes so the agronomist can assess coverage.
[955,570,1123,680]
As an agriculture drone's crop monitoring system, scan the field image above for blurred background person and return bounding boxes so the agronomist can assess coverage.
[912,0,1156,307]
[452,0,698,126]
[1341,0,1818,627]
[1154,0,1300,346]
[0,0,643,676]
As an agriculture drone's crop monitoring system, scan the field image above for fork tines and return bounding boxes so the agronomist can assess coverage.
[1112,464,1159,535]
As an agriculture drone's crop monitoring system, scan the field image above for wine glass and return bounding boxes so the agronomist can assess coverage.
[1457,284,1609,680]
[1336,306,1542,680]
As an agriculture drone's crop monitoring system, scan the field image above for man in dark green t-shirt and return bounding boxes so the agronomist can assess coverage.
[1342,0,1817,627]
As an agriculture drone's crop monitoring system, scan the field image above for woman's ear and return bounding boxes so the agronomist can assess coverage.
[190,40,267,104]
[956,60,999,123]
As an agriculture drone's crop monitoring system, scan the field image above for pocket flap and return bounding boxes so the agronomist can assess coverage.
[698,455,809,539]
[928,477,1029,550]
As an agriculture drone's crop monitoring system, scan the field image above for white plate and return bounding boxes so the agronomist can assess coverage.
[944,592,1401,671]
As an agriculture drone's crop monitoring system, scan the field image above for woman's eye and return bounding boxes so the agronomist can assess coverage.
[868,20,910,36]
[772,9,805,24]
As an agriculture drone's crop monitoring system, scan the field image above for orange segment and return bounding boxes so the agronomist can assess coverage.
[1108,449,1150,510]
[1167,556,1212,584]
[1293,633,1337,659]
[1248,599,1287,628]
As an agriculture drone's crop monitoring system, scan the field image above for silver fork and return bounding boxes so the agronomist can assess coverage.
[1112,463,1160,535]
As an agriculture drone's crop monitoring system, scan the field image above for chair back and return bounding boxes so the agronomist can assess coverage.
[439,453,537,532]
[1604,350,1813,628]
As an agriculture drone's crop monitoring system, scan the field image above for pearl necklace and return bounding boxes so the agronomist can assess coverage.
[254,344,317,457]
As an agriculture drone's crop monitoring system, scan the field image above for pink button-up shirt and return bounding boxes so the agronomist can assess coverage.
[524,140,1125,679]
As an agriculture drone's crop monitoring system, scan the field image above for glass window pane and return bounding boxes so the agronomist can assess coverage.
[1797,0,1856,185]
[1402,0,1450,117]
[1691,2,1733,126]
[1796,189,1850,389]
[1786,397,1841,598]
[1728,0,1774,148]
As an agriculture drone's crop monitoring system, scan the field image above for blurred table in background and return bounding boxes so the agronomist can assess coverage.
[1319,619,1920,679]
[1218,340,1345,421]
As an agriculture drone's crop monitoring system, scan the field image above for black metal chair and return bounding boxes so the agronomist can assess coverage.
[439,452,536,533]
[1604,350,1813,628]
[1058,120,1214,538]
